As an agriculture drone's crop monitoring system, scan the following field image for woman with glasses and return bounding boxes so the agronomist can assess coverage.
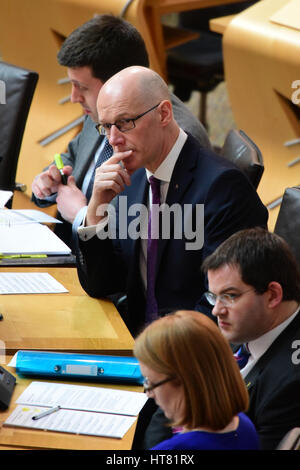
[134,310,259,450]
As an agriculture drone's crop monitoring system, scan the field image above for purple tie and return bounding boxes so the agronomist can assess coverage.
[146,175,161,323]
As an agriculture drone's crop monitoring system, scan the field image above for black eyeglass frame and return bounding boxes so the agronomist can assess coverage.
[143,376,174,394]
[95,102,161,136]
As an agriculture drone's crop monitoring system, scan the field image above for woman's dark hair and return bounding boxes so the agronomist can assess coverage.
[57,15,149,82]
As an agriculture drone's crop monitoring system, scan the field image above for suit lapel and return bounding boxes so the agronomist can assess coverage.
[244,312,300,392]
[165,138,197,206]
[122,168,148,261]
[244,367,260,393]
[156,137,198,274]
[73,118,104,185]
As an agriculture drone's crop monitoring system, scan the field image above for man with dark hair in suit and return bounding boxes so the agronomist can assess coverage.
[144,227,300,450]
[202,227,300,449]
[31,14,211,250]
[75,66,268,337]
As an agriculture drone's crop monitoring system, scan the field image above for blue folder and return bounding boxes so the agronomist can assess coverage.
[16,350,144,385]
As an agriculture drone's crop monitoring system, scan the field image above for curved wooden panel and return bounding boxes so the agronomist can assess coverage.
[223,0,300,228]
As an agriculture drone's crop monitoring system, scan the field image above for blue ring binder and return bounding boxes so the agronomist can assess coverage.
[16,350,144,385]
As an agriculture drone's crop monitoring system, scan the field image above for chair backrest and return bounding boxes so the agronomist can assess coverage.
[220,129,264,189]
[0,61,38,199]
[274,186,300,267]
[276,427,300,450]
[179,1,258,32]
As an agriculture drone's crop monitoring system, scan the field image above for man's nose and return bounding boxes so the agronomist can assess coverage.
[212,299,227,317]
[108,125,125,147]
[70,85,83,104]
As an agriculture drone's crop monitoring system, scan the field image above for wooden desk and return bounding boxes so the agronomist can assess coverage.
[0,267,134,355]
[0,361,142,450]
[210,14,236,34]
[217,0,300,230]
[0,264,140,450]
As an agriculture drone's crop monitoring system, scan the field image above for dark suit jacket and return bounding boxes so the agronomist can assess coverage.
[76,133,268,336]
[245,312,300,449]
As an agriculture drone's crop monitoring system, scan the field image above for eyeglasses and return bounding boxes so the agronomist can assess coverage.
[95,102,161,136]
[204,289,254,307]
[143,376,174,394]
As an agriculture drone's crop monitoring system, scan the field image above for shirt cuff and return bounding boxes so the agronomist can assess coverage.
[77,215,109,241]
[72,205,87,232]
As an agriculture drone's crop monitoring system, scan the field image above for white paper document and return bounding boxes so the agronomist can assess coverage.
[0,222,71,254]
[0,273,68,294]
[0,190,13,208]
[4,381,147,439]
[5,405,136,439]
[15,381,147,415]
[7,352,18,367]
[0,208,61,225]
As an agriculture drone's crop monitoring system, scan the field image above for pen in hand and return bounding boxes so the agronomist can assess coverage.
[54,154,68,185]
[32,405,61,420]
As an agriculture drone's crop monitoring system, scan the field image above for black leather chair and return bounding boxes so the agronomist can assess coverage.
[220,129,264,189]
[166,2,258,129]
[274,186,300,267]
[0,61,39,206]
[167,31,223,130]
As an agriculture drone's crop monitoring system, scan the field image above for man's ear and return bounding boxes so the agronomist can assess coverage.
[158,100,173,127]
[266,281,283,308]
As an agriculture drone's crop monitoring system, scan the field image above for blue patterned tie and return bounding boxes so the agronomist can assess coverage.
[234,344,251,369]
[86,138,113,201]
[146,176,161,324]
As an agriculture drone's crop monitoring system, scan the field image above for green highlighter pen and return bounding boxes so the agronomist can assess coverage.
[54,153,67,185]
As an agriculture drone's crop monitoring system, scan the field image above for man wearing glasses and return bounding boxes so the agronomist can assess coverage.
[144,228,300,450]
[31,15,211,251]
[75,65,268,337]
[204,227,300,449]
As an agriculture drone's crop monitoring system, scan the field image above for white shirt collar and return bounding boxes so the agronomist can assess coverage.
[247,307,300,361]
[145,128,187,183]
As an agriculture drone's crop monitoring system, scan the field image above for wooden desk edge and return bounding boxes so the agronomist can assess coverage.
[210,14,236,35]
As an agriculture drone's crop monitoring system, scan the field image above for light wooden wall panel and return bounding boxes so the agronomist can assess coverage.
[223,0,300,229]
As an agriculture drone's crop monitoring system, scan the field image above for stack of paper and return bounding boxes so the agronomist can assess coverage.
[0,190,13,207]
[0,222,71,255]
[4,381,147,439]
[0,208,62,225]
[0,273,68,294]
